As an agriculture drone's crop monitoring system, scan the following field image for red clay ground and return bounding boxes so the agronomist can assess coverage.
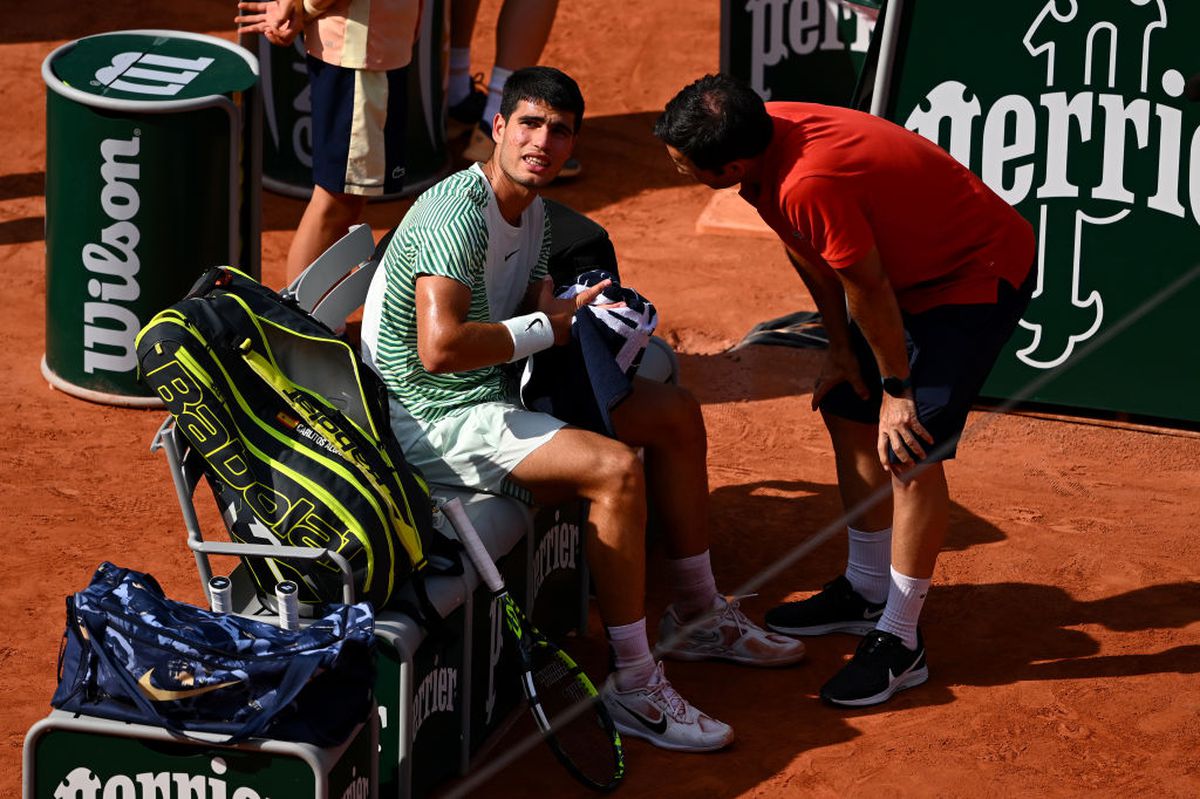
[3,2,1200,797]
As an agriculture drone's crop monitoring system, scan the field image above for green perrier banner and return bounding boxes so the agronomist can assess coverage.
[881,1,1200,422]
[721,0,879,105]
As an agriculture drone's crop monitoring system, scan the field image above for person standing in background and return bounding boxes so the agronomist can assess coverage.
[236,0,420,282]
[446,0,581,178]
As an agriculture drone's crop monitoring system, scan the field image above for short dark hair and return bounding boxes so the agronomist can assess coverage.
[499,66,585,132]
[654,73,773,171]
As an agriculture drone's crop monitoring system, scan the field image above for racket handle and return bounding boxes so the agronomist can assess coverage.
[442,497,505,594]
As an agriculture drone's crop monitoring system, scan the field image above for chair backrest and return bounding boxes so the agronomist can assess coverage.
[284,222,376,312]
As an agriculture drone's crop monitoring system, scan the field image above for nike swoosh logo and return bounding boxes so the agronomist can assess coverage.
[688,630,722,644]
[505,249,520,261]
[863,608,884,620]
[616,701,668,734]
[138,669,240,701]
[525,318,544,332]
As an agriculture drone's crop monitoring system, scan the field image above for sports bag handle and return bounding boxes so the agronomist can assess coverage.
[76,606,326,746]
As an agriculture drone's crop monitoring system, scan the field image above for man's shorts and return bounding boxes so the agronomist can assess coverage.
[388,398,565,502]
[818,268,1036,462]
[308,56,408,197]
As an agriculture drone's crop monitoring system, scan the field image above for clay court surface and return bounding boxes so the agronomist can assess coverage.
[3,1,1200,796]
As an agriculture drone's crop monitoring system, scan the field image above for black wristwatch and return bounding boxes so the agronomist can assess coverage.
[881,375,913,397]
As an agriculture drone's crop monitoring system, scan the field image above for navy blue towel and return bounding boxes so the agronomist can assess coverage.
[520,270,658,436]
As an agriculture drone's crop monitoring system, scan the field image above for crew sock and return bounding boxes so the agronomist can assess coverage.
[876,566,930,651]
[481,67,513,131]
[448,48,472,106]
[665,550,720,621]
[844,526,892,604]
[607,618,656,690]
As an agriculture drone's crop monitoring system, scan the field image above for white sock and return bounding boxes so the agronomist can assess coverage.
[665,550,719,621]
[876,566,930,651]
[481,66,513,133]
[448,47,472,106]
[844,526,891,604]
[607,618,655,690]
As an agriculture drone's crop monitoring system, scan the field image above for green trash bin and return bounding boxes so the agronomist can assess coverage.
[41,30,261,407]
[251,0,451,201]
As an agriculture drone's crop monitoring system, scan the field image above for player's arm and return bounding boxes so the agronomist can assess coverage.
[415,276,520,372]
[835,248,933,469]
[416,275,610,372]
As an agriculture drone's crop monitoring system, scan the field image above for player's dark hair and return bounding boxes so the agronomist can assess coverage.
[654,73,773,171]
[499,66,585,132]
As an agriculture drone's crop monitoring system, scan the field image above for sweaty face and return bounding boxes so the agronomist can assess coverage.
[665,145,741,189]
[492,100,577,188]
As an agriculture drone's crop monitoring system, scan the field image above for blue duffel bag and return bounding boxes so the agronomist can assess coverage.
[51,562,375,746]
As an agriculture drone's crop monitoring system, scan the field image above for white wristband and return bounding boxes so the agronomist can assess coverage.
[500,312,555,362]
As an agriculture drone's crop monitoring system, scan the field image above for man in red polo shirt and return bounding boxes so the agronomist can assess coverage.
[655,73,1035,706]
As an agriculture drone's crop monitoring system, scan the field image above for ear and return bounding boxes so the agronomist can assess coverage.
[721,159,748,182]
[490,112,505,143]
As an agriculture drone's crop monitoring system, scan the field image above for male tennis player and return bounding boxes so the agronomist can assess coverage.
[361,67,805,752]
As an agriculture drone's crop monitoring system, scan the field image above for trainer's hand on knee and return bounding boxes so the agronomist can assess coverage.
[877,394,933,474]
[811,347,869,411]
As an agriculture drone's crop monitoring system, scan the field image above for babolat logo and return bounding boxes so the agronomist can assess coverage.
[902,0,1196,369]
[53,757,272,798]
[744,0,875,98]
[83,133,142,375]
[532,510,580,600]
[93,51,214,97]
[411,657,458,739]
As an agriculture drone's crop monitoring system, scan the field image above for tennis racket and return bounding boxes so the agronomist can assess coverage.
[441,498,624,791]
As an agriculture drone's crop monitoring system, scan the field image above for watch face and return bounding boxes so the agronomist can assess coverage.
[882,376,911,397]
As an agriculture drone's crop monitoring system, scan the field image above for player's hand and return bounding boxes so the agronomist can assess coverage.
[877,392,933,476]
[811,346,869,411]
[535,277,612,345]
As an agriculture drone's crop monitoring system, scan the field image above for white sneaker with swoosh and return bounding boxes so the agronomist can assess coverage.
[659,595,807,666]
[601,662,733,752]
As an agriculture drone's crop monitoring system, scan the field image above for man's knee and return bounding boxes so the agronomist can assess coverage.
[588,440,645,499]
[617,382,705,449]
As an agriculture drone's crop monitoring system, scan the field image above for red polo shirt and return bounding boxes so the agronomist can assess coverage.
[742,102,1035,314]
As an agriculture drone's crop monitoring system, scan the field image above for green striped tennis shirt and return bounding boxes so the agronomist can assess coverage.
[364,165,551,422]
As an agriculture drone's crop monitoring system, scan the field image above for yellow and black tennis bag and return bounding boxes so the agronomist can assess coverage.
[135,266,457,616]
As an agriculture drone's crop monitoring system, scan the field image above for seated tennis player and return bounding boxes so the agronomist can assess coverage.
[361,66,805,753]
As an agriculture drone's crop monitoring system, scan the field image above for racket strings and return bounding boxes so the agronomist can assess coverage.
[530,646,621,789]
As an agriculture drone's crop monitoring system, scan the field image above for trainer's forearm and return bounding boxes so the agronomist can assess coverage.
[786,247,854,351]
[842,274,910,381]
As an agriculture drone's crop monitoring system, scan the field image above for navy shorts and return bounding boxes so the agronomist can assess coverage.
[307,56,408,197]
[818,267,1036,462]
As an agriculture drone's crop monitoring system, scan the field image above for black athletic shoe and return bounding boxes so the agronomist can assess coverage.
[447,74,487,138]
[820,629,929,707]
[765,575,885,636]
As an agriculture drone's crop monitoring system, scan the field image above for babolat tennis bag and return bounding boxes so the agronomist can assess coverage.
[135,266,456,616]
[52,561,374,746]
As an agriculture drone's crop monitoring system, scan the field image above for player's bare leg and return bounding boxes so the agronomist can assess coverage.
[610,377,709,559]
[507,427,647,625]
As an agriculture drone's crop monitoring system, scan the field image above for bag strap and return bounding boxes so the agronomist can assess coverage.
[78,609,325,745]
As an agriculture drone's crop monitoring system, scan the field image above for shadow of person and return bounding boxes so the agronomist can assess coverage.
[695,478,1009,611]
